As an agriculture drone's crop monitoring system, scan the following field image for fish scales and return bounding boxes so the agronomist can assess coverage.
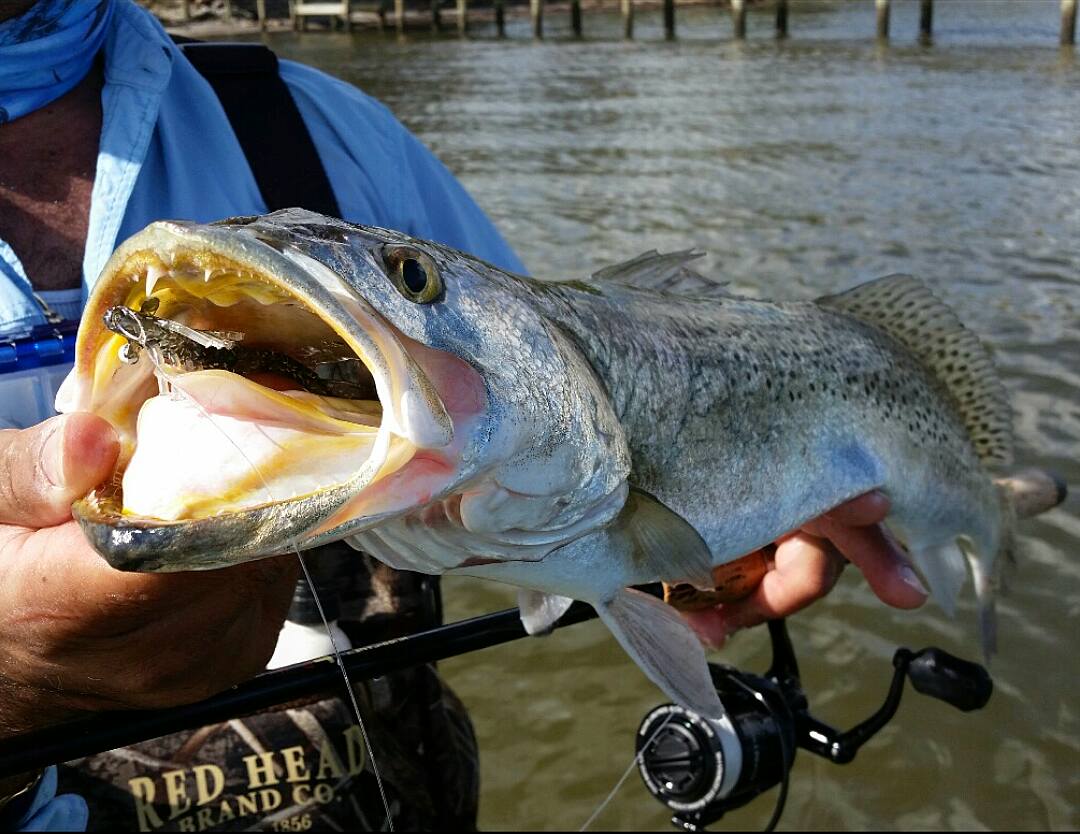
[523,281,992,571]
[62,210,1052,718]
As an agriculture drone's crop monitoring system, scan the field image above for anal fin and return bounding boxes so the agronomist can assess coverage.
[597,587,723,719]
[518,590,575,636]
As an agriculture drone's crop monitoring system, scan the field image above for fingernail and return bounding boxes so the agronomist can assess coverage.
[41,418,66,487]
[898,563,928,596]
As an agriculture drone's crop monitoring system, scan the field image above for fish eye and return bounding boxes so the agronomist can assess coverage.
[382,246,442,304]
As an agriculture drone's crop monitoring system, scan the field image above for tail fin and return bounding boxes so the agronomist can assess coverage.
[966,468,1068,657]
[921,469,1064,660]
[956,495,1014,661]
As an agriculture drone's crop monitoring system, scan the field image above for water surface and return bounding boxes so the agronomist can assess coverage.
[255,2,1078,828]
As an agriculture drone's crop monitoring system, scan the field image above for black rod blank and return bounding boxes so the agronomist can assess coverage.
[0,603,597,778]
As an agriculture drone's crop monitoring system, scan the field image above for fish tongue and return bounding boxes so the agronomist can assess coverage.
[121,370,384,521]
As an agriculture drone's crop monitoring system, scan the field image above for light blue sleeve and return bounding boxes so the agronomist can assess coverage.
[12,767,87,833]
[278,60,527,275]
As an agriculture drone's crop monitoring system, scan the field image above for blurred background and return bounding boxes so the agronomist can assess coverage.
[164,0,1078,829]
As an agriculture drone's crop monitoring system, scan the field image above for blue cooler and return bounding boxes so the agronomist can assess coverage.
[0,321,79,429]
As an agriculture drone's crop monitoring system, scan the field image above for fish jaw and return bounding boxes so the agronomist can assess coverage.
[61,217,486,571]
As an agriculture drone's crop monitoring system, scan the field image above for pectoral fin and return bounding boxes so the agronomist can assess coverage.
[618,487,715,590]
[518,590,575,636]
[597,587,724,718]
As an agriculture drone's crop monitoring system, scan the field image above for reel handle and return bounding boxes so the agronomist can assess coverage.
[905,647,993,712]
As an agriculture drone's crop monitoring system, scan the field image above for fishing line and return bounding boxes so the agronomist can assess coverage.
[142,351,395,832]
[579,712,674,832]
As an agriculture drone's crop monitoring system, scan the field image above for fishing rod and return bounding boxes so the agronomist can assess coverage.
[0,595,995,834]
[0,601,598,778]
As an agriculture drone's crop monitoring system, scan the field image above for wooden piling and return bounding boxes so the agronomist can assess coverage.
[621,0,634,39]
[775,0,788,39]
[395,0,404,34]
[531,0,543,38]
[731,0,747,40]
[571,0,582,37]
[257,0,268,31]
[663,0,675,39]
[181,0,190,21]
[223,0,233,19]
[875,0,889,39]
[495,0,505,36]
[431,0,442,31]
[458,0,468,35]
[1064,0,1078,45]
[919,0,933,42]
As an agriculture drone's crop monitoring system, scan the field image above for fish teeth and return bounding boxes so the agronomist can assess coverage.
[145,265,166,297]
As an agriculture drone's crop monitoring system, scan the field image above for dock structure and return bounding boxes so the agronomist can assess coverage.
[292,0,352,30]
[531,0,543,38]
[1064,0,1078,45]
[774,0,787,38]
[875,0,889,40]
[919,0,933,42]
[731,0,746,40]
[239,1,1078,46]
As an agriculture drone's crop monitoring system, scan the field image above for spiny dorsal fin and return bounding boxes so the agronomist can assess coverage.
[817,274,1013,467]
[591,250,733,298]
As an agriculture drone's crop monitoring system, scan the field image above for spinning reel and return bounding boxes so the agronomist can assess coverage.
[636,619,993,831]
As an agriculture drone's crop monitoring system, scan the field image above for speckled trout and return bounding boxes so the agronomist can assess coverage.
[59,209,1038,717]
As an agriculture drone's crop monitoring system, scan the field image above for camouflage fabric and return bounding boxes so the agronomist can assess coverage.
[58,546,478,832]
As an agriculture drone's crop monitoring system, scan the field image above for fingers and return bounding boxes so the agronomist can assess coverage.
[803,517,927,614]
[0,414,119,528]
[683,537,842,648]
[0,525,299,719]
[683,490,928,649]
[804,490,891,532]
[831,524,929,609]
[8,523,298,638]
[726,535,844,629]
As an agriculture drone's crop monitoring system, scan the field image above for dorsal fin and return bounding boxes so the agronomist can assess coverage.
[591,250,733,298]
[816,275,1013,467]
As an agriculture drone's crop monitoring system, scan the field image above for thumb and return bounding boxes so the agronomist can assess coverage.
[0,413,119,528]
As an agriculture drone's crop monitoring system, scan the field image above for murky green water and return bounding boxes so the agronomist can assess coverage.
[247,1,1077,829]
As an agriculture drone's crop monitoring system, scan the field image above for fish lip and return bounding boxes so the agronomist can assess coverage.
[73,489,353,572]
[69,220,456,568]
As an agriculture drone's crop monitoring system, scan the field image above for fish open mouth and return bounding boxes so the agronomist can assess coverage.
[61,221,459,571]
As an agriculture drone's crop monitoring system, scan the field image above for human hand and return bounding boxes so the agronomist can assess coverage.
[683,491,928,649]
[0,413,298,736]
